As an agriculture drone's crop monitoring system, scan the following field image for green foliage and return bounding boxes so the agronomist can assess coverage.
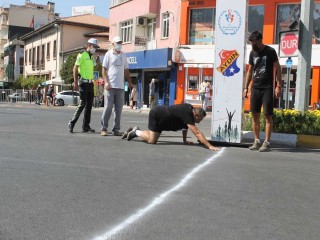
[94,55,102,78]
[60,53,78,85]
[60,53,103,85]
[13,75,44,89]
[243,109,320,136]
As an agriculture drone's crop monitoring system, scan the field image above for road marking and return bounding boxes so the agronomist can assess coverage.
[93,148,225,240]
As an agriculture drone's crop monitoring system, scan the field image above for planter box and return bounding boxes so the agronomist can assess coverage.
[297,135,320,148]
[242,131,297,147]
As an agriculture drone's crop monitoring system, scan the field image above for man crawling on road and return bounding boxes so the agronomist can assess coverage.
[122,103,220,151]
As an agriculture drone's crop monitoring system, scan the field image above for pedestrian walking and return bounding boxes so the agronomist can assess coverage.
[130,84,138,109]
[68,38,100,133]
[244,31,282,152]
[35,85,41,105]
[100,36,133,136]
[122,103,220,151]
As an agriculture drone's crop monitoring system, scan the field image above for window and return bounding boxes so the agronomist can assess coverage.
[162,12,170,38]
[120,20,133,43]
[36,46,40,69]
[147,18,156,40]
[276,3,320,44]
[41,44,45,69]
[248,6,264,35]
[32,47,35,70]
[53,40,57,59]
[189,8,215,45]
[111,0,129,7]
[46,42,50,61]
[28,49,31,65]
[25,50,27,66]
[188,75,198,90]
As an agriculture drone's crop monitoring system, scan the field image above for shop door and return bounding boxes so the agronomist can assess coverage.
[157,72,170,106]
[144,71,170,107]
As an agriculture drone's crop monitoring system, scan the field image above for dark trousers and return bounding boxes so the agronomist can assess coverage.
[125,90,130,106]
[70,82,94,129]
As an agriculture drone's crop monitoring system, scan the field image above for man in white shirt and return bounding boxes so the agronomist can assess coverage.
[100,36,133,136]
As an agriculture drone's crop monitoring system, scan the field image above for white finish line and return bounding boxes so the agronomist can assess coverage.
[93,148,225,240]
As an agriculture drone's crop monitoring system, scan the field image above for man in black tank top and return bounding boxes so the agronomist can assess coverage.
[243,31,282,152]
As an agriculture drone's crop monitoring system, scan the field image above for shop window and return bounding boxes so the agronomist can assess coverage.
[188,75,198,90]
[275,3,320,44]
[189,8,215,45]
[248,5,264,35]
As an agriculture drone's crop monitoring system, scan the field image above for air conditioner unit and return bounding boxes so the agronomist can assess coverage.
[136,17,147,27]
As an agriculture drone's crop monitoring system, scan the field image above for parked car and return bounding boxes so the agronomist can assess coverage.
[8,93,22,101]
[55,90,80,106]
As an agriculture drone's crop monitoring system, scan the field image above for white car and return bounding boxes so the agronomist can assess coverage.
[55,90,80,106]
[8,93,22,100]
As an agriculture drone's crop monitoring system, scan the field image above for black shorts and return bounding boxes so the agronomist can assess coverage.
[250,88,274,115]
[148,107,163,133]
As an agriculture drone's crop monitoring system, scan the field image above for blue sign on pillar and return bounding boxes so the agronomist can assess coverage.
[286,57,293,68]
[93,71,99,79]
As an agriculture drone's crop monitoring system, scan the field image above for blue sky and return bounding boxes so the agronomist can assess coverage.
[0,0,110,18]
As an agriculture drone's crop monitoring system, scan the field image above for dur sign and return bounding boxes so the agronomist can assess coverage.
[279,31,299,58]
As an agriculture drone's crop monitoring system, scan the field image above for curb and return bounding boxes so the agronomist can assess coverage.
[242,131,320,149]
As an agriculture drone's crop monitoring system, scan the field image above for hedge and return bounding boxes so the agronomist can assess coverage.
[243,109,320,136]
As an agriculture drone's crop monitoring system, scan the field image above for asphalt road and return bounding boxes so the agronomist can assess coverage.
[0,103,319,240]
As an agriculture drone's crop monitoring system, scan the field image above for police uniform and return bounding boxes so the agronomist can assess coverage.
[69,51,95,132]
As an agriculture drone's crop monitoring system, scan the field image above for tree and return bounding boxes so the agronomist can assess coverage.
[60,53,103,86]
[14,76,44,89]
[60,53,78,86]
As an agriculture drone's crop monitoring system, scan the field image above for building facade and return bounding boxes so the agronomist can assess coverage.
[18,14,108,90]
[0,1,58,83]
[109,0,181,108]
[175,0,320,109]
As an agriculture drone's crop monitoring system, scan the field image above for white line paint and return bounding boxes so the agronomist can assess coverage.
[93,148,225,240]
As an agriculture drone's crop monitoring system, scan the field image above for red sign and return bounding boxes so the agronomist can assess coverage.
[279,31,299,57]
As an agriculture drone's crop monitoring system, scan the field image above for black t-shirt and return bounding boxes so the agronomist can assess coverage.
[153,103,195,131]
[249,45,278,89]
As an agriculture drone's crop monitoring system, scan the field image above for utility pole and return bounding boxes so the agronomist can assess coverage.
[295,0,314,112]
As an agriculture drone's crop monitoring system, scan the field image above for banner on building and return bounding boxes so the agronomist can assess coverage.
[212,0,248,143]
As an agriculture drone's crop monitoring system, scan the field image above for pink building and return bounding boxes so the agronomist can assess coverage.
[109,0,181,108]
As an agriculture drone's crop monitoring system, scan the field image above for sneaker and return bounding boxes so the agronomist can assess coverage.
[82,126,95,132]
[249,139,261,150]
[68,121,75,133]
[121,127,133,139]
[101,129,108,136]
[112,129,122,136]
[259,141,271,152]
[127,126,139,141]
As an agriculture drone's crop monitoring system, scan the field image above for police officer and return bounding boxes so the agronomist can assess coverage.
[68,38,99,133]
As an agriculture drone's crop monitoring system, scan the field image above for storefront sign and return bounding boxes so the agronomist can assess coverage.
[126,48,172,69]
[212,0,248,143]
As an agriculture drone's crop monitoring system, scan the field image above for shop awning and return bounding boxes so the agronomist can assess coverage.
[42,77,64,86]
